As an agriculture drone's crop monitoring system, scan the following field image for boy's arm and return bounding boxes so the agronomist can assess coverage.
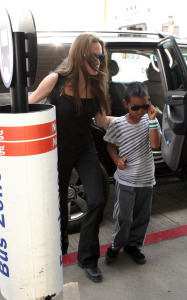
[148,103,161,149]
[107,143,127,170]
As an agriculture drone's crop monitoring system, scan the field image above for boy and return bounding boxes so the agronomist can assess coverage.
[104,81,160,264]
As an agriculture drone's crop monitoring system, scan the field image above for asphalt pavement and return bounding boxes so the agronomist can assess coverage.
[61,235,187,300]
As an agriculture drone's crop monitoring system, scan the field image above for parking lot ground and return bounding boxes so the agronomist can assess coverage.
[61,235,187,300]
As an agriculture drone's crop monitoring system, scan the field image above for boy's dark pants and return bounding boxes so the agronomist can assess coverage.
[112,182,153,250]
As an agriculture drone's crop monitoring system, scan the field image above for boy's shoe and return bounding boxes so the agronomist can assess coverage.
[123,245,146,264]
[105,246,119,264]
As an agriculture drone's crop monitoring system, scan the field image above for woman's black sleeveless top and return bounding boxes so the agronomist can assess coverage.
[48,74,97,153]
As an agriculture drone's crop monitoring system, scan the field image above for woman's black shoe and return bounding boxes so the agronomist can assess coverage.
[78,261,102,282]
[84,267,103,282]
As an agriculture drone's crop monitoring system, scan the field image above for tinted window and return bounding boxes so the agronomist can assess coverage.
[110,52,150,84]
[180,47,187,66]
[161,42,187,90]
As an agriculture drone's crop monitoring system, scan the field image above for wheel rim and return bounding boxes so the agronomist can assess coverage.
[67,170,88,223]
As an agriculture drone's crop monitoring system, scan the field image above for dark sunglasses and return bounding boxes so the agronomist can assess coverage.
[91,53,105,64]
[130,102,150,111]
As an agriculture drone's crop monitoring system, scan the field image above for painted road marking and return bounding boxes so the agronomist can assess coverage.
[62,225,187,267]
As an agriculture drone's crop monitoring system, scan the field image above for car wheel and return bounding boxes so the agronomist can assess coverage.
[67,163,110,234]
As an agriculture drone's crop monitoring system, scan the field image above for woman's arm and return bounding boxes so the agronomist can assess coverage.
[28,73,58,103]
[94,110,116,129]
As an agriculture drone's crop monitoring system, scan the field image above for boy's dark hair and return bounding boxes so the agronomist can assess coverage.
[125,81,149,103]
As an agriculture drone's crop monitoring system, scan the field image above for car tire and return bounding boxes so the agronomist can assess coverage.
[67,163,110,234]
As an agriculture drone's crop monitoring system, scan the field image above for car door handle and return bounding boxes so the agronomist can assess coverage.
[166,103,184,124]
[166,95,184,105]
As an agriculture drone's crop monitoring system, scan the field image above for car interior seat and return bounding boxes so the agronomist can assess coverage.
[143,62,165,126]
[108,60,127,117]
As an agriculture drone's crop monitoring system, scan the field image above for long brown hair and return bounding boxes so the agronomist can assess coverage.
[55,32,110,116]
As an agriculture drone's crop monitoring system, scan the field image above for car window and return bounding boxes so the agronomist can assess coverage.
[161,43,187,91]
[180,47,187,66]
[111,52,150,84]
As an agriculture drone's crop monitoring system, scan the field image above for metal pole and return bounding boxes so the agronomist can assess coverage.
[10,32,29,113]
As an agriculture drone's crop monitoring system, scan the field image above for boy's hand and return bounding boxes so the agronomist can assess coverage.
[117,157,127,170]
[148,102,157,120]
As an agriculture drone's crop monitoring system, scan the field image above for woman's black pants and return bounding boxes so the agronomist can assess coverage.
[58,144,104,268]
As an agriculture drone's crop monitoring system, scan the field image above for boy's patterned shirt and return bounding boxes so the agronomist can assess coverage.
[104,114,158,187]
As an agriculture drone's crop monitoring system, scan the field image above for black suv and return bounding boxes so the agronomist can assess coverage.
[1,30,187,232]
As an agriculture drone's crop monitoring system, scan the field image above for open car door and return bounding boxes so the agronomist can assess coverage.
[157,36,187,171]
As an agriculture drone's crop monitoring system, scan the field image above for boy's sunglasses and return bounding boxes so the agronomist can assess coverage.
[130,102,150,111]
[91,53,105,64]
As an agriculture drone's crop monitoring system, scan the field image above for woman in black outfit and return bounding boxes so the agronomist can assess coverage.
[29,33,115,282]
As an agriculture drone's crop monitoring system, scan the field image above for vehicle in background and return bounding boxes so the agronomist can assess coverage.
[116,0,179,35]
[1,30,187,232]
